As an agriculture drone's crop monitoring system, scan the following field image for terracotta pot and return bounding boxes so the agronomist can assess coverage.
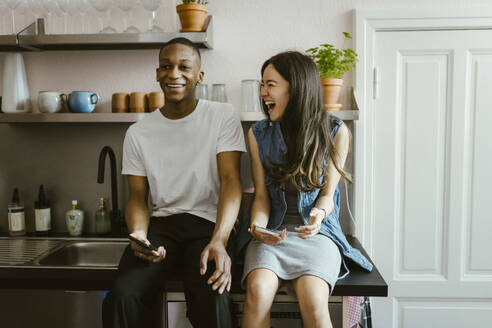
[321,78,343,110]
[176,4,208,32]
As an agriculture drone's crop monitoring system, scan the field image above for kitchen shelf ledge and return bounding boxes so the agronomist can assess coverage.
[0,110,358,124]
[0,16,213,52]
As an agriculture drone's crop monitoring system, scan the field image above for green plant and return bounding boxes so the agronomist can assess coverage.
[181,0,208,4]
[306,32,358,79]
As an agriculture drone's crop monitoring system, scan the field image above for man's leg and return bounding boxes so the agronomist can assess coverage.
[102,220,182,328]
[180,216,234,328]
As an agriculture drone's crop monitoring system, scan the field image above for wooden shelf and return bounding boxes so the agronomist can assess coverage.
[0,110,359,124]
[0,17,213,52]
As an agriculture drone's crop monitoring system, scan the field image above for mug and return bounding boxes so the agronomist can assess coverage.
[112,93,129,113]
[68,91,100,113]
[38,91,67,113]
[130,92,148,113]
[148,92,164,112]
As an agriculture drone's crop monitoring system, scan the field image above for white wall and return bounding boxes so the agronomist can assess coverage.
[0,0,491,234]
[2,0,491,114]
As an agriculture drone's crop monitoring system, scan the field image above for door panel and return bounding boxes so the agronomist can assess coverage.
[373,30,492,327]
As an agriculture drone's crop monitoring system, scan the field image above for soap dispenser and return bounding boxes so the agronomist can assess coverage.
[65,200,84,236]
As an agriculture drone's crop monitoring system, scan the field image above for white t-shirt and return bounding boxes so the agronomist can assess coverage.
[122,99,246,223]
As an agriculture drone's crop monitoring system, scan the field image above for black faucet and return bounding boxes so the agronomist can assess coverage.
[97,146,124,234]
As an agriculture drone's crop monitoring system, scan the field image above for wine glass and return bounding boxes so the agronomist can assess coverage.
[140,0,162,32]
[74,0,89,33]
[41,0,58,34]
[57,0,73,34]
[115,0,139,33]
[4,0,21,34]
[90,0,117,33]
[28,0,45,33]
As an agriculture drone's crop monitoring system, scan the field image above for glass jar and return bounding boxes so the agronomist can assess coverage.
[241,79,262,112]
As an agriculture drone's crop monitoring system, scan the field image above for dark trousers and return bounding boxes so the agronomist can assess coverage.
[102,213,234,328]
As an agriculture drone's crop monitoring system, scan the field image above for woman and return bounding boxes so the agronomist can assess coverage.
[236,51,373,328]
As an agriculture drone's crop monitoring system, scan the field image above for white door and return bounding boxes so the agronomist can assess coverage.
[372,29,492,327]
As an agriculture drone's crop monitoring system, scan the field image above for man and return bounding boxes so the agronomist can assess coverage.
[102,37,246,328]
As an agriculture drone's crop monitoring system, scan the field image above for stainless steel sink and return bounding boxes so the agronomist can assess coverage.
[37,241,128,267]
[0,237,129,268]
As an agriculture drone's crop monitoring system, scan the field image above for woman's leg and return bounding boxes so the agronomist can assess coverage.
[292,274,332,328]
[242,268,280,328]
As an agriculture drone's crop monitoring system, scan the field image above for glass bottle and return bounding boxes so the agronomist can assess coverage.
[8,188,25,236]
[65,200,84,236]
[95,197,111,235]
[34,184,51,236]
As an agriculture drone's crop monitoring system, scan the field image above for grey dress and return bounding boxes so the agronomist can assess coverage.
[242,182,342,292]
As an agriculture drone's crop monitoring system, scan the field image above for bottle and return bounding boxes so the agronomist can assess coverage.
[65,200,84,237]
[34,185,51,235]
[95,197,111,235]
[8,188,26,236]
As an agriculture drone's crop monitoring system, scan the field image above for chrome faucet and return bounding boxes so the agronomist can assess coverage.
[97,146,124,234]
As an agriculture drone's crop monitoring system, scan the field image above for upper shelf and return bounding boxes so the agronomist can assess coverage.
[0,17,213,52]
[0,110,358,123]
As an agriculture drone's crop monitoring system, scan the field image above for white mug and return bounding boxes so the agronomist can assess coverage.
[38,91,67,113]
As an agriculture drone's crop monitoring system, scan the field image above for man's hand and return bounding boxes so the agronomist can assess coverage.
[200,241,231,294]
[129,232,166,263]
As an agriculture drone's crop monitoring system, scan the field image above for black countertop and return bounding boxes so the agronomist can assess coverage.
[0,235,387,297]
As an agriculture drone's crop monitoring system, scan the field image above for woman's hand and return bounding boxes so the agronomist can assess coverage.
[249,224,287,245]
[295,207,326,239]
[129,232,166,263]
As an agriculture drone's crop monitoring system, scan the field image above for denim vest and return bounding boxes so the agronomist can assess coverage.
[236,117,373,279]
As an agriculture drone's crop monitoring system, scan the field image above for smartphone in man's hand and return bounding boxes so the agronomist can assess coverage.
[128,235,157,251]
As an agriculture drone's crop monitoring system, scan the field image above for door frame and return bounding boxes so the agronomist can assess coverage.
[353,8,492,255]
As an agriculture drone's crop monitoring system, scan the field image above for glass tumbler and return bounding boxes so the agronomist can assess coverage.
[241,79,262,112]
[195,83,208,100]
[211,84,227,103]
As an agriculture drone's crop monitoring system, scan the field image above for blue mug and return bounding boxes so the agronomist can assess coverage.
[68,91,100,113]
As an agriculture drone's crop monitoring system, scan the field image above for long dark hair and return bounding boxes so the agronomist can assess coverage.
[261,51,351,191]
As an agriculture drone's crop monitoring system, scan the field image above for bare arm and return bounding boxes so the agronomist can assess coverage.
[248,127,287,244]
[126,175,165,262]
[297,124,351,238]
[200,150,242,294]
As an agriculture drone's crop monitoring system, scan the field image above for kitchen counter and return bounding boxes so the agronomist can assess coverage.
[0,235,387,296]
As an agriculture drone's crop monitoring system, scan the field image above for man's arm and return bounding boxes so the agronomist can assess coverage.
[126,175,166,262]
[200,150,242,294]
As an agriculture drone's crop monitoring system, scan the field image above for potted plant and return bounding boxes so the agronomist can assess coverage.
[307,32,358,110]
[176,0,208,32]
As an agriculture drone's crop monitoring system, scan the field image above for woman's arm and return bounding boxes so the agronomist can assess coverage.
[248,127,287,244]
[296,123,350,239]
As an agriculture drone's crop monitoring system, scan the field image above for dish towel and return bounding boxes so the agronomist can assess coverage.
[346,296,372,328]
[347,296,364,327]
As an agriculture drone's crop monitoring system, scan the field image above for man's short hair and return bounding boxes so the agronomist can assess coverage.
[159,37,201,62]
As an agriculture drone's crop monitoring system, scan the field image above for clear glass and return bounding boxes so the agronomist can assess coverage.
[211,84,227,103]
[195,84,208,100]
[28,0,45,33]
[116,0,139,33]
[140,0,162,32]
[95,198,111,234]
[241,79,262,112]
[41,0,58,34]
[57,0,73,34]
[74,0,89,33]
[90,0,117,33]
[4,0,21,34]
